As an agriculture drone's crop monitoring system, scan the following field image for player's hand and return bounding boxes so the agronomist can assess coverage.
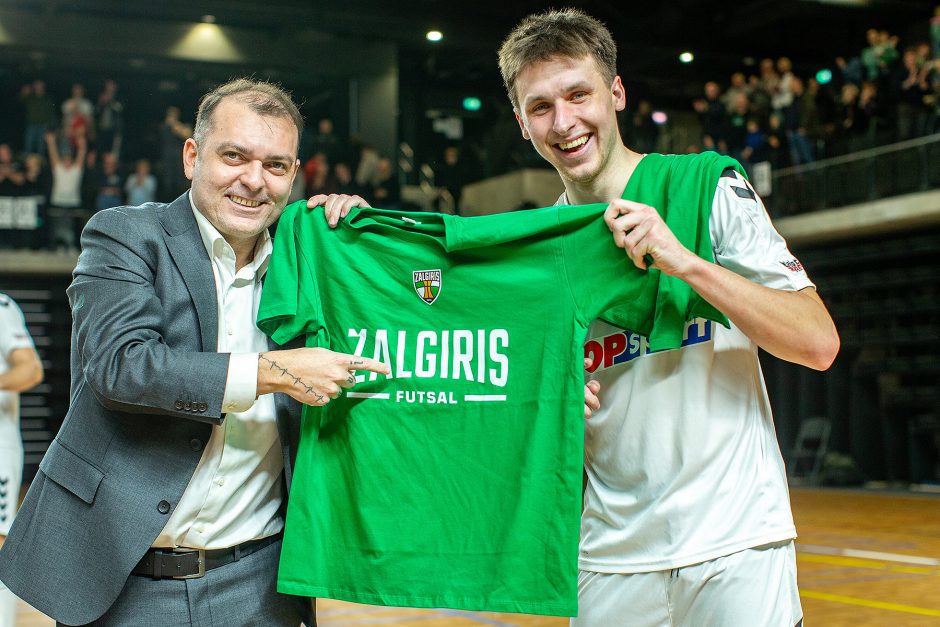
[584,357,601,419]
[257,347,390,406]
[603,198,699,278]
[308,193,371,228]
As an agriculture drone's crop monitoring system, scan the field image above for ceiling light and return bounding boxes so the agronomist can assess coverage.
[426,30,443,42]
[816,68,833,85]
[462,97,482,111]
[679,52,694,64]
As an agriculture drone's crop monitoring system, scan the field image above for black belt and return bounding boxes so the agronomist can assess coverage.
[131,533,281,580]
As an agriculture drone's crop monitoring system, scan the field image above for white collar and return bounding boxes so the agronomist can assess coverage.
[189,193,272,277]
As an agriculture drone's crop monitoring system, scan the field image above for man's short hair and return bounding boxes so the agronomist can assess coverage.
[192,78,304,149]
[498,8,618,109]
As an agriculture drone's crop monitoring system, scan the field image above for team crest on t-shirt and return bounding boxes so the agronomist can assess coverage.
[413,269,442,305]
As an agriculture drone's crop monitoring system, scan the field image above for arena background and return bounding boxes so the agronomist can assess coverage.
[0,1,938,625]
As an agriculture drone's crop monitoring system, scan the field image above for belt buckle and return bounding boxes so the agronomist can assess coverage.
[170,547,206,579]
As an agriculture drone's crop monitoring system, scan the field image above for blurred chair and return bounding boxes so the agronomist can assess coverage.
[788,417,831,481]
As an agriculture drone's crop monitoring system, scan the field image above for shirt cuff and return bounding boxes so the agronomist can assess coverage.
[221,352,259,413]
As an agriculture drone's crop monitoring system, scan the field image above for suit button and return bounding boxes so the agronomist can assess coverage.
[174,400,184,410]
[198,403,208,413]
[189,438,202,451]
[157,500,171,515]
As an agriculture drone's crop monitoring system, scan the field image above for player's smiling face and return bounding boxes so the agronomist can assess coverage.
[184,97,298,254]
[514,55,626,187]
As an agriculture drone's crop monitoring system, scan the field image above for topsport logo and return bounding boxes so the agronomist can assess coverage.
[413,269,442,305]
[584,319,714,372]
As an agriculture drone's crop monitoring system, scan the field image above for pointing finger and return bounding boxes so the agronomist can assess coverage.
[334,352,391,375]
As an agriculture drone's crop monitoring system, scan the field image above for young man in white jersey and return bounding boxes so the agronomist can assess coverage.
[499,9,839,626]
[0,293,44,627]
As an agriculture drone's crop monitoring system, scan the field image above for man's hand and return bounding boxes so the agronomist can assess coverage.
[583,357,601,419]
[256,347,390,406]
[308,193,371,228]
[603,199,700,278]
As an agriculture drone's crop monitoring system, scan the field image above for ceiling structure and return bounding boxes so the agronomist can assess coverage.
[0,0,932,164]
[0,0,931,102]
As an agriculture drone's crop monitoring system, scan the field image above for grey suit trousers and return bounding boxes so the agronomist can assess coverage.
[57,539,310,627]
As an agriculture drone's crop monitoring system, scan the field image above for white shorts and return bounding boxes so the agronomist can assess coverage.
[572,541,803,627]
[0,444,23,536]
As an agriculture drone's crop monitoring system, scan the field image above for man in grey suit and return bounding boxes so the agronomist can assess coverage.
[0,78,388,626]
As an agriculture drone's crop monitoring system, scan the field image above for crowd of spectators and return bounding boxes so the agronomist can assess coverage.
[2,20,937,250]
[1,79,424,251]
[686,26,939,171]
[296,117,404,211]
[2,79,155,250]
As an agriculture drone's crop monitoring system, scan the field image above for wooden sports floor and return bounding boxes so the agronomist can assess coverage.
[14,487,940,626]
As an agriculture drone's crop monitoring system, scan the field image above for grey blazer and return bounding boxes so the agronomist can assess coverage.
[0,194,302,625]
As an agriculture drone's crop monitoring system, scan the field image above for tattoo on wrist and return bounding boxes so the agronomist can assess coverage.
[260,353,324,402]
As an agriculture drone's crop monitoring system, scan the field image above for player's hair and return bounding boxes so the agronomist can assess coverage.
[192,78,304,147]
[498,8,618,109]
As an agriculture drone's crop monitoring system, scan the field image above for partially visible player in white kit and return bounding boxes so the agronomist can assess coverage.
[498,9,840,626]
[0,293,43,627]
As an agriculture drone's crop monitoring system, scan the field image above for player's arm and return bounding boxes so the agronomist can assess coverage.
[604,182,839,371]
[307,193,372,228]
[0,346,44,392]
[675,261,837,369]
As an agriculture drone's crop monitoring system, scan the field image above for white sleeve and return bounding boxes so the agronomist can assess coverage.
[0,295,36,361]
[221,352,259,413]
[709,168,815,292]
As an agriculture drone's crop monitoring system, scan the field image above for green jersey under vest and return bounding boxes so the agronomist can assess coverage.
[258,152,737,616]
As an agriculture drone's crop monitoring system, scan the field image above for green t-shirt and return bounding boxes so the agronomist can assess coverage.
[258,160,730,615]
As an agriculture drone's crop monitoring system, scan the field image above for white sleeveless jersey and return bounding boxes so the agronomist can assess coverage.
[1,293,36,535]
[575,169,813,572]
[0,293,36,447]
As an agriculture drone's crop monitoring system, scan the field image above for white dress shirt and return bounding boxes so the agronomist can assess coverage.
[153,200,283,549]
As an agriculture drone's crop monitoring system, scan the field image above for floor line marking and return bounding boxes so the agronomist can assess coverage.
[438,609,520,626]
[798,543,940,566]
[317,605,435,617]
[800,589,940,617]
[798,553,937,574]
[320,612,467,625]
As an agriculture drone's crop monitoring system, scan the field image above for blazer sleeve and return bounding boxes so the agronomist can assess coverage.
[68,207,229,423]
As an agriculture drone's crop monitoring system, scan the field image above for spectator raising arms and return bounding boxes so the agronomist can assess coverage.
[45,131,86,250]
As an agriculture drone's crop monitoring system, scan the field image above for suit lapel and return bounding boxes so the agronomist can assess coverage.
[162,192,219,352]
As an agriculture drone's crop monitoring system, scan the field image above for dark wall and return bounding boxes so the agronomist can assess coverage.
[766,226,940,484]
